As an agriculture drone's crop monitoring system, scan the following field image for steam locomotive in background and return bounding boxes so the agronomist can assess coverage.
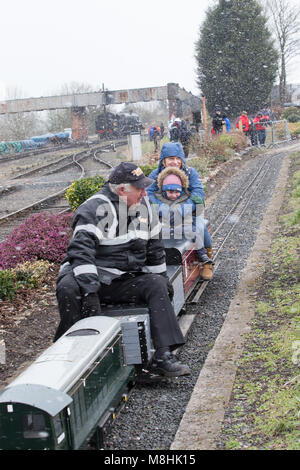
[95,111,143,140]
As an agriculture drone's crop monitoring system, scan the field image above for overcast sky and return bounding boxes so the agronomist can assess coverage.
[0,0,299,101]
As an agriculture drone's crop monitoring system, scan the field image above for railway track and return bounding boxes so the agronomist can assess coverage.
[0,141,125,243]
[187,151,276,305]
[173,148,279,342]
[101,143,300,451]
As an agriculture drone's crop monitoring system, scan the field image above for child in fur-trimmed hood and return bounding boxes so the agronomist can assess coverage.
[155,167,214,276]
[147,142,214,280]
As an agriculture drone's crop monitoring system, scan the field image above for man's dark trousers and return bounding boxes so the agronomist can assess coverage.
[54,269,185,351]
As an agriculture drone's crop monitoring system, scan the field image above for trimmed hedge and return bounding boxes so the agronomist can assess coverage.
[65,175,106,211]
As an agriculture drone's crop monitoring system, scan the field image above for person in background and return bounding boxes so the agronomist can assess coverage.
[212,106,226,135]
[224,117,231,133]
[153,126,161,153]
[253,111,270,145]
[179,120,193,158]
[147,142,214,280]
[148,126,154,141]
[236,111,250,137]
[170,118,181,141]
[248,116,257,146]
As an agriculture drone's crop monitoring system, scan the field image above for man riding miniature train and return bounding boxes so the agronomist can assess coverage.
[54,162,191,378]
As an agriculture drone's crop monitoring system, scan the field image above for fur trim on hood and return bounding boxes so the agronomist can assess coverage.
[157,167,189,192]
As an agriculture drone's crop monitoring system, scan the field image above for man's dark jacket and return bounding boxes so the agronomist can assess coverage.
[60,183,166,295]
[212,112,226,132]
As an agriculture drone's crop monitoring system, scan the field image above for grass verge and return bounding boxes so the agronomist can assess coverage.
[221,151,300,450]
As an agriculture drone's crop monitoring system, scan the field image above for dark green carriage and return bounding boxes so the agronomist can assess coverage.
[0,384,72,450]
[0,317,135,450]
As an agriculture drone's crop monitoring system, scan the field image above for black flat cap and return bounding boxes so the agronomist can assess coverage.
[108,162,154,188]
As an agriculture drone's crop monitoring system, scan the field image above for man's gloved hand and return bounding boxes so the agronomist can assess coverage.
[81,293,101,318]
[160,273,174,301]
[167,280,174,302]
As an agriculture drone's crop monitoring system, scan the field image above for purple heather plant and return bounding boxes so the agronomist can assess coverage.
[0,212,73,270]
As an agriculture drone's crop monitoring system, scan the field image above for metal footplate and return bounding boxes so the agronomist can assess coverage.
[101,305,152,365]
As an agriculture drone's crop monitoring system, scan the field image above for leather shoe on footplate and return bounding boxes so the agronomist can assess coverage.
[151,352,191,378]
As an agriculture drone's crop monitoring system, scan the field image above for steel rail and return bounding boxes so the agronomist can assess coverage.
[189,154,274,304]
[0,142,126,242]
[0,149,88,225]
[10,152,77,180]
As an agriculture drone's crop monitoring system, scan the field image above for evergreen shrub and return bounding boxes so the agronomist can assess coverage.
[139,163,158,176]
[281,107,299,120]
[65,175,106,211]
[0,270,15,300]
[287,114,300,123]
[0,260,50,301]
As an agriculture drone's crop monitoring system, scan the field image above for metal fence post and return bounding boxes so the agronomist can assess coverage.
[271,121,275,146]
[285,119,291,141]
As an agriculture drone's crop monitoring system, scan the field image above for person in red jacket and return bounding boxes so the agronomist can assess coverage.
[236,111,250,136]
[253,111,270,145]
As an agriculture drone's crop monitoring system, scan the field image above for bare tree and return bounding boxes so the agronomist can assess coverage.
[0,87,46,141]
[264,0,300,105]
[46,81,97,134]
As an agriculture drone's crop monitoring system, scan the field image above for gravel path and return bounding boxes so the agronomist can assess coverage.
[102,145,297,450]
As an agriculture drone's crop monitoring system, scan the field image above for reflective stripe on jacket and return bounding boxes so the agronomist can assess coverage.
[62,183,166,294]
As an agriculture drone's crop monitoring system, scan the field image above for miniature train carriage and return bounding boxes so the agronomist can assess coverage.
[164,238,202,302]
[0,317,136,450]
[0,234,206,450]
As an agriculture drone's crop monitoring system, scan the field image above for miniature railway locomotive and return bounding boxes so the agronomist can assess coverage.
[0,236,206,450]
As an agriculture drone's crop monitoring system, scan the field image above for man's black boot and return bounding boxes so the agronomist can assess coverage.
[151,351,191,377]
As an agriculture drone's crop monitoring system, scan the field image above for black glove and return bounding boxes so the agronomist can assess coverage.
[167,280,174,302]
[81,293,101,318]
[160,273,174,301]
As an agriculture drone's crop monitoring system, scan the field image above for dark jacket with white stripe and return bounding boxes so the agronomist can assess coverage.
[61,182,167,295]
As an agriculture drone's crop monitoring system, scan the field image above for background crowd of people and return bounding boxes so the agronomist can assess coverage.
[147,103,273,161]
[210,105,272,147]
